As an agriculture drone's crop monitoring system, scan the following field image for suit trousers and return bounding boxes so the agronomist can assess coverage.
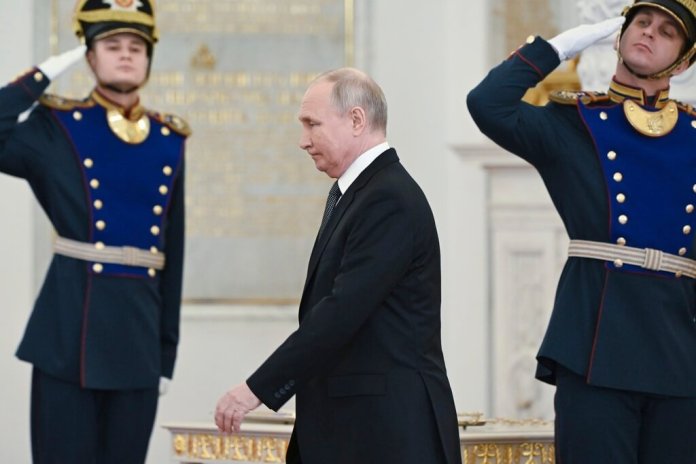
[554,365,696,464]
[30,367,158,464]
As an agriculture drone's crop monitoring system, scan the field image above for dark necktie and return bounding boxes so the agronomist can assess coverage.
[318,181,341,236]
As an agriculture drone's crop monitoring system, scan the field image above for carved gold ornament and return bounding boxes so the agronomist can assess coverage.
[623,100,678,137]
[107,108,151,144]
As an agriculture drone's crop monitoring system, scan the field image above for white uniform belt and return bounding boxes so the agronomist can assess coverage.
[54,236,165,270]
[568,239,696,279]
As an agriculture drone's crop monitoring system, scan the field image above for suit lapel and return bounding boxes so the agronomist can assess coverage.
[302,149,399,295]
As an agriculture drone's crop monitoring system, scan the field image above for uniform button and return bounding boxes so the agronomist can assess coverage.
[73,111,82,121]
[279,387,286,394]
[526,35,535,44]
[159,185,168,195]
[94,199,103,210]
[34,71,44,82]
[84,158,94,168]
[684,225,692,235]
[613,172,623,182]
[90,179,100,189]
[618,215,628,225]
[163,166,173,176]
[95,241,105,250]
[151,225,160,236]
[614,259,623,268]
[616,193,626,203]
[607,151,617,161]
[676,271,683,278]
[161,127,171,136]
[153,205,163,215]
[96,220,106,230]
[284,383,291,390]
[92,263,103,273]
[617,237,626,246]
[600,112,608,121]
[148,268,156,277]
[289,380,295,386]
[150,246,158,254]
[274,392,281,399]
[693,184,696,194]
[679,248,687,256]
[692,121,696,129]
[687,204,695,214]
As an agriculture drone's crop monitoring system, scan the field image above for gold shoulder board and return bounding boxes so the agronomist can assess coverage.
[149,111,192,137]
[39,94,91,111]
[548,90,609,106]
[676,100,696,117]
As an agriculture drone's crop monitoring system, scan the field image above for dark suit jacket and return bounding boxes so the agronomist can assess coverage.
[0,68,187,389]
[247,148,461,464]
[467,37,696,396]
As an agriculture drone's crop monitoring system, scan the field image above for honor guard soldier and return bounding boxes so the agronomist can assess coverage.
[468,1,696,462]
[0,0,190,462]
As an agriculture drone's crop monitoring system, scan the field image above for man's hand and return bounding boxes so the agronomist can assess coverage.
[548,16,625,61]
[38,45,87,81]
[215,383,262,434]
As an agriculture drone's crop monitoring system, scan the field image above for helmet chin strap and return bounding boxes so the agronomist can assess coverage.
[616,35,696,80]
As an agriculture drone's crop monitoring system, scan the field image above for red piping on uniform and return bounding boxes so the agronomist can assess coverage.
[586,269,610,382]
[514,50,544,79]
[80,272,93,387]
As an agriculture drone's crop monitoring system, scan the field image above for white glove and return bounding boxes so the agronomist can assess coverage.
[37,44,87,81]
[548,16,625,61]
[159,376,171,396]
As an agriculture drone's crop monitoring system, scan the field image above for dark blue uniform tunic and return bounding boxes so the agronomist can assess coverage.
[467,37,696,398]
[0,68,187,391]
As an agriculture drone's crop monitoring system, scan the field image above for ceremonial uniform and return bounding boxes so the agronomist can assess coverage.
[467,36,696,462]
[0,1,189,461]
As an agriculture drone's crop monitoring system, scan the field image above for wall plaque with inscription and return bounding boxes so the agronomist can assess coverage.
[46,0,354,303]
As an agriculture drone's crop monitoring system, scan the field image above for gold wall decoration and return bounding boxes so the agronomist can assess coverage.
[191,44,217,70]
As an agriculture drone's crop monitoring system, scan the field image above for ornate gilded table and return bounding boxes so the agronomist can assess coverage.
[162,412,554,463]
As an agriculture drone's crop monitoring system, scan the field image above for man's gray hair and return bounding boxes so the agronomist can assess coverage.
[313,67,388,134]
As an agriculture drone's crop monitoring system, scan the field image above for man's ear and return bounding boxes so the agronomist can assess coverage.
[351,106,367,135]
[86,49,96,71]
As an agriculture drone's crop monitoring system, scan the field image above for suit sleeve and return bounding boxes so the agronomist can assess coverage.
[0,68,52,178]
[466,37,566,167]
[159,154,186,379]
[247,190,415,411]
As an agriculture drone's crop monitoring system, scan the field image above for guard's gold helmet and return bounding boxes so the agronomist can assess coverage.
[73,0,158,53]
[619,0,696,78]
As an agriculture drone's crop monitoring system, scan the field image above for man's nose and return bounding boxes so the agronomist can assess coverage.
[299,132,311,150]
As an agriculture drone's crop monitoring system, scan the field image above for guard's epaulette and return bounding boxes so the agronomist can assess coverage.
[548,90,610,106]
[39,93,93,111]
[148,110,192,137]
[676,100,696,117]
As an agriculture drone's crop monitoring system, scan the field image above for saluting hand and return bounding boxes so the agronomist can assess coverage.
[548,16,626,61]
[215,382,262,434]
[38,44,87,81]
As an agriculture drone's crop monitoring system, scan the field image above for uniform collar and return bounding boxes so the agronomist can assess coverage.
[607,78,671,108]
[91,89,146,121]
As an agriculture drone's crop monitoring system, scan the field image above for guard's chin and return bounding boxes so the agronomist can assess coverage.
[99,79,146,94]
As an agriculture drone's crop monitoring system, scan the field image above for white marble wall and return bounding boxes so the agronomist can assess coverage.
[0,3,35,462]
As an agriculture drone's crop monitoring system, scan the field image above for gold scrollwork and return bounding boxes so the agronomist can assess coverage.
[171,432,288,462]
[462,442,555,464]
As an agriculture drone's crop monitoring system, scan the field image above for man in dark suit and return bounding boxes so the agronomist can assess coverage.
[468,1,696,462]
[215,68,461,464]
[0,1,188,462]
